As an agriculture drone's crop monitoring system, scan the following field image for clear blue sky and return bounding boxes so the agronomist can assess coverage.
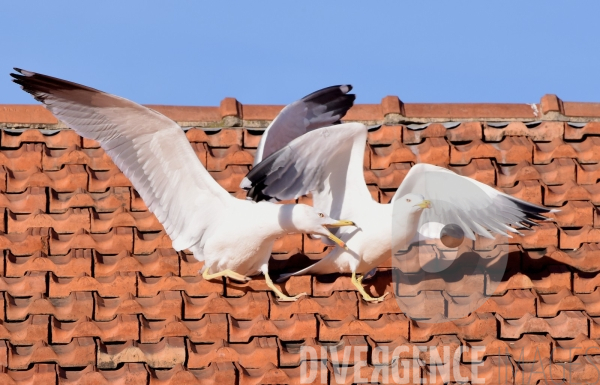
[1,1,598,106]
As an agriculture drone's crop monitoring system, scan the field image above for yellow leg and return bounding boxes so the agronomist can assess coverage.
[352,271,388,302]
[202,268,251,282]
[265,270,307,302]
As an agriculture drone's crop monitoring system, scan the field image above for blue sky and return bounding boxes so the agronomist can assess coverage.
[1,1,598,106]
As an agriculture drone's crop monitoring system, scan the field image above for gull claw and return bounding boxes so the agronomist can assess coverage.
[361,292,389,303]
[227,272,252,282]
[276,292,307,302]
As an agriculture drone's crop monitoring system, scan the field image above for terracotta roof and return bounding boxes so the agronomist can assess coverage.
[0,95,599,383]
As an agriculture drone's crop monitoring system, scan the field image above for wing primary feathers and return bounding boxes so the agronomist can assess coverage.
[255,85,356,163]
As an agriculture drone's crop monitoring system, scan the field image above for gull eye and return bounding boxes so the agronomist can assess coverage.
[406,199,411,203]
[318,213,325,218]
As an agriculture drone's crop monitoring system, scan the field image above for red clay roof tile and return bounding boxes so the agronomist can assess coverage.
[187,338,277,369]
[6,249,92,277]
[410,312,496,342]
[368,125,402,145]
[403,123,453,144]
[7,165,88,193]
[49,228,133,255]
[451,136,534,165]
[94,249,177,277]
[1,363,57,385]
[528,245,600,273]
[449,158,496,186]
[147,362,236,385]
[270,291,358,321]
[499,311,587,339]
[140,314,227,343]
[283,336,370,367]
[0,187,46,214]
[503,179,543,205]
[183,292,269,320]
[537,288,587,317]
[483,121,565,142]
[91,207,164,233]
[133,229,172,254]
[318,314,409,342]
[49,186,130,213]
[236,361,323,385]
[8,337,95,370]
[5,292,93,322]
[565,121,600,140]
[574,271,600,294]
[179,251,203,277]
[463,334,551,363]
[1,127,79,148]
[49,272,136,298]
[225,275,311,298]
[97,337,185,369]
[8,208,90,234]
[229,314,317,343]
[330,360,421,385]
[206,144,253,172]
[547,200,594,227]
[185,127,242,147]
[94,291,182,321]
[0,272,46,297]
[58,362,148,384]
[552,334,600,363]
[0,144,43,172]
[535,137,600,164]
[0,228,50,255]
[0,315,49,345]
[466,289,536,319]
[51,314,139,343]
[87,167,132,192]
[42,145,115,171]
[137,273,223,297]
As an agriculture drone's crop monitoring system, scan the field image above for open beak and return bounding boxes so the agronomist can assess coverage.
[322,220,355,250]
[417,200,431,209]
[327,232,348,250]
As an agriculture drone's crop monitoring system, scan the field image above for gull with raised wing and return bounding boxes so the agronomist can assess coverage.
[11,68,355,301]
[243,122,554,302]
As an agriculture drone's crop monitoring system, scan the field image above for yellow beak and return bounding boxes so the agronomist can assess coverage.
[327,232,348,250]
[322,220,355,250]
[324,220,356,228]
[417,200,431,209]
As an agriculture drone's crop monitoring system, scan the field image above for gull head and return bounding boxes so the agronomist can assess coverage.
[288,205,356,250]
[397,193,431,214]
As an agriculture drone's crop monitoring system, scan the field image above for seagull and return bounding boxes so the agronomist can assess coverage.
[242,122,554,302]
[11,68,356,301]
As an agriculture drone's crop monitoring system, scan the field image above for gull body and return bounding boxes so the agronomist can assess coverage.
[11,69,355,301]
[244,122,553,301]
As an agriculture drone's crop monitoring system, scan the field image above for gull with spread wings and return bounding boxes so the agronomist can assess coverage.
[11,68,356,301]
[243,122,555,302]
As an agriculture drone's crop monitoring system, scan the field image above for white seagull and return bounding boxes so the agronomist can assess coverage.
[11,68,356,301]
[242,122,554,302]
